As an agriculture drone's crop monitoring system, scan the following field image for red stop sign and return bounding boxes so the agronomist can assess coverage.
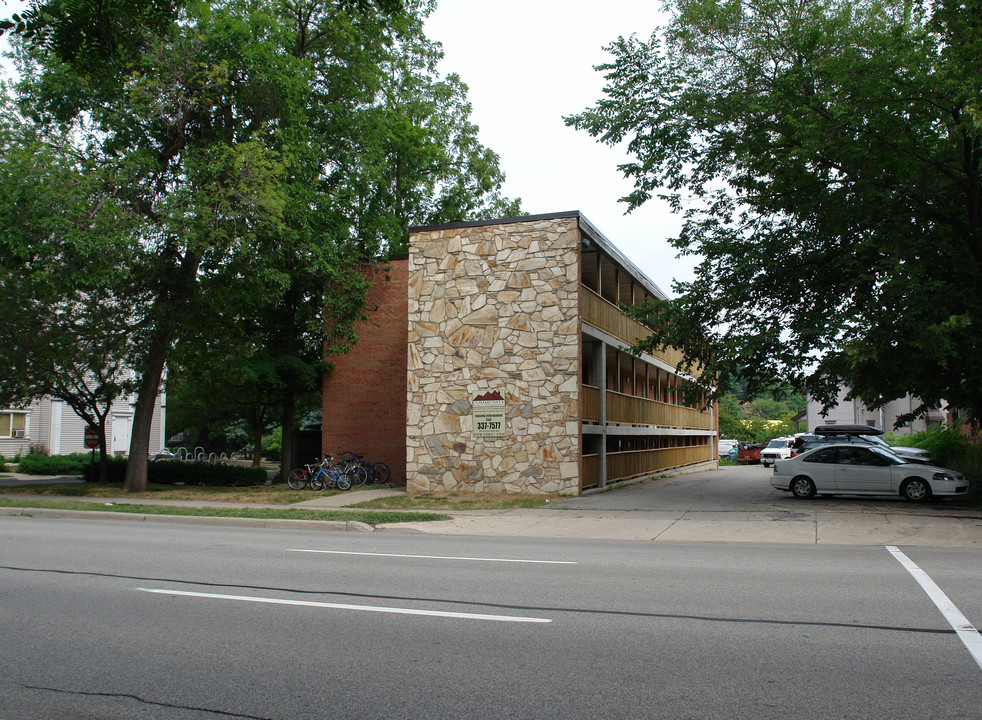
[84,426,100,449]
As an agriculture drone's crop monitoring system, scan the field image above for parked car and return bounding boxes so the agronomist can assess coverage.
[771,443,967,502]
[718,438,738,458]
[790,425,932,464]
[760,436,795,467]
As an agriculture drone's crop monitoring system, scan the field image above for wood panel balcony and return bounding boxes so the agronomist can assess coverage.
[582,385,712,430]
[582,445,715,490]
[582,287,686,370]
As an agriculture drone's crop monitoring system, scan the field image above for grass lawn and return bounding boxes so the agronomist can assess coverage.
[0,482,560,510]
[0,497,448,524]
[0,482,347,504]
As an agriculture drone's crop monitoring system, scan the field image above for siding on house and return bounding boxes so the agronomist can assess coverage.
[804,386,945,434]
[0,391,166,458]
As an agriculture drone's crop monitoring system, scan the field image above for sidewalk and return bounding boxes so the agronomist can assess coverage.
[378,506,982,547]
[1,473,981,546]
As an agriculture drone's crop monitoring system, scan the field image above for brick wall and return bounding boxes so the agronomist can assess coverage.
[322,259,408,483]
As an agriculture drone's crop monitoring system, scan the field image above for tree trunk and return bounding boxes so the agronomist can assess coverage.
[124,338,169,492]
[97,424,109,484]
[279,288,298,481]
[123,251,202,492]
[251,415,264,468]
[280,386,295,481]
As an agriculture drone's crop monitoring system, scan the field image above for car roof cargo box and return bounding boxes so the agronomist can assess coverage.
[814,424,884,437]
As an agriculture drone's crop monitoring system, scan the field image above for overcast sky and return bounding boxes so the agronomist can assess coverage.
[424,0,694,296]
[0,0,694,294]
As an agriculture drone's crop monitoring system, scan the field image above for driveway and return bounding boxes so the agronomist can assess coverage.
[550,463,979,516]
[387,464,982,546]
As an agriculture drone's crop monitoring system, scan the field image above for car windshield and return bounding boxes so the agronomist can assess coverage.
[765,440,787,449]
[864,434,890,448]
[868,445,905,465]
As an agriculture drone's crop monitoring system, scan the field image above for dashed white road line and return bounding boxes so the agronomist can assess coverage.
[136,588,552,623]
[887,546,982,671]
[286,549,576,564]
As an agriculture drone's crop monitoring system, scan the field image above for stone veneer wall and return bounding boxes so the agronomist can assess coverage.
[407,217,582,495]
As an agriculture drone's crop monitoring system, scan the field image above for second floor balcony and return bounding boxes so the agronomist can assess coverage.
[582,385,714,430]
[581,287,688,371]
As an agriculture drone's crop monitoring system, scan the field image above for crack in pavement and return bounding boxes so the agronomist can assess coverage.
[21,683,275,720]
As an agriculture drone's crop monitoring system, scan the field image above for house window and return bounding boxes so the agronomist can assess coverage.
[0,411,28,439]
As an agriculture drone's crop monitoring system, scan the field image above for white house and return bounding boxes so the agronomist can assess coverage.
[0,391,166,458]
[802,386,945,435]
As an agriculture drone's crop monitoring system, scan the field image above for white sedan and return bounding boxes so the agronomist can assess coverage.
[771,443,969,502]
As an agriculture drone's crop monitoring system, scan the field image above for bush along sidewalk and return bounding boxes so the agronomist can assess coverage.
[12,452,268,487]
[886,426,982,502]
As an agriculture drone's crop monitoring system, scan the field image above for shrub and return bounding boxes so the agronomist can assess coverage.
[261,430,281,462]
[149,462,268,486]
[885,426,982,503]
[17,452,90,476]
[27,441,49,456]
[81,459,268,486]
[82,456,129,482]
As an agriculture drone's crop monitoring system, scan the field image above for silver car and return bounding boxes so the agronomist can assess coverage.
[771,443,968,502]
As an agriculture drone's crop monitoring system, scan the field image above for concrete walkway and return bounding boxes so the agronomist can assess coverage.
[379,505,982,547]
[2,468,982,546]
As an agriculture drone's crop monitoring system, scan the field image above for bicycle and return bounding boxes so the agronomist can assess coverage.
[369,461,390,485]
[354,452,390,486]
[311,456,353,491]
[286,462,317,490]
[339,451,373,486]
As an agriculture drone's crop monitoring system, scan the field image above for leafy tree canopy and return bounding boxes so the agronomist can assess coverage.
[567,0,982,424]
[2,0,519,489]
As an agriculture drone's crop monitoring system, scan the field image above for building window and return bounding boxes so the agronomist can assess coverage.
[0,411,28,439]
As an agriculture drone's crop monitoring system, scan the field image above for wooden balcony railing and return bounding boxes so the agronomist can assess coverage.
[581,445,714,490]
[582,287,687,370]
[582,385,712,430]
[583,385,602,423]
[606,390,713,429]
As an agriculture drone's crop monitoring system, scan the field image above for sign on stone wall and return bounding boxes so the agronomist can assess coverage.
[472,391,506,438]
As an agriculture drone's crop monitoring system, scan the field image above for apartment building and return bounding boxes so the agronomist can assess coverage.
[322,212,717,495]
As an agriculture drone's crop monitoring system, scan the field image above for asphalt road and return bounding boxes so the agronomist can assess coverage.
[2,516,981,719]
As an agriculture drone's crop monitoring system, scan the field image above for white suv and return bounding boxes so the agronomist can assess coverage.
[760,436,795,467]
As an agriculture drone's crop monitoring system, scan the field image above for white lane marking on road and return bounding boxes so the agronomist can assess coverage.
[887,546,982,671]
[136,588,552,623]
[286,549,576,565]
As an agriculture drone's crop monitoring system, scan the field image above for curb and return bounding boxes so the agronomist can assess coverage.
[0,506,375,532]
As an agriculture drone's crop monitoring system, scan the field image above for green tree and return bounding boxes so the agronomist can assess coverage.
[6,0,387,491]
[166,3,521,480]
[0,98,144,481]
[717,392,745,440]
[346,20,521,251]
[5,0,520,490]
[567,0,982,423]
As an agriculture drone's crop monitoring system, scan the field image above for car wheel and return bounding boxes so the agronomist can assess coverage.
[902,478,932,503]
[790,476,816,499]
